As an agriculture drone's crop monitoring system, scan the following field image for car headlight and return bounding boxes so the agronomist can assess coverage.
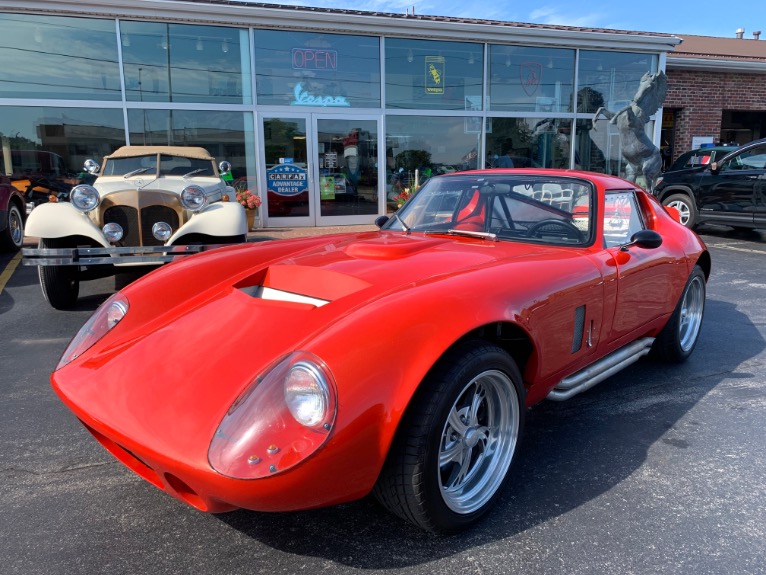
[152,222,173,241]
[57,294,129,369]
[180,185,207,211]
[70,184,100,212]
[655,176,664,187]
[103,222,123,243]
[208,351,337,479]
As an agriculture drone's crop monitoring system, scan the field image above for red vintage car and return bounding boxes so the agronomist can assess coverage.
[51,169,709,533]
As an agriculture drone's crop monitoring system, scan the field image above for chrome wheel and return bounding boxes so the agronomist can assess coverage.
[8,205,23,247]
[667,199,691,226]
[438,369,520,514]
[679,274,705,352]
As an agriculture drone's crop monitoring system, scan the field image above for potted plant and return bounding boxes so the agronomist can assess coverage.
[235,188,262,230]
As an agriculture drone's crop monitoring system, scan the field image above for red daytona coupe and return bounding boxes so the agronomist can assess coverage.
[52,169,709,533]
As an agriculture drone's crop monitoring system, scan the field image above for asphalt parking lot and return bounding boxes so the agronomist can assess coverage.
[1,224,765,575]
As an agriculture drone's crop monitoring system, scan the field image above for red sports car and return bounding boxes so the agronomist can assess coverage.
[51,169,709,533]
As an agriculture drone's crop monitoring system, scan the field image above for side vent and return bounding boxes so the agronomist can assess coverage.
[571,305,585,353]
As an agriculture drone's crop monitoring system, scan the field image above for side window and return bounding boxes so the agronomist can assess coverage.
[604,191,644,248]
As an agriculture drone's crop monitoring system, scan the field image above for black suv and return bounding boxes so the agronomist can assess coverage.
[653,137,766,229]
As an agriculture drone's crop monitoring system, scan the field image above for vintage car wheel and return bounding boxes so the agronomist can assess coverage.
[374,341,524,533]
[663,194,697,228]
[38,238,80,310]
[653,265,706,362]
[0,203,24,252]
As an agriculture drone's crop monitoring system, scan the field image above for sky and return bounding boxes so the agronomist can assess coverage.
[261,0,766,38]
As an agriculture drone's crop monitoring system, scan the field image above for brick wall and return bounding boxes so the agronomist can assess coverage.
[665,69,766,161]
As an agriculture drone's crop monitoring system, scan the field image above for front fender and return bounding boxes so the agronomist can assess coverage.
[170,202,246,242]
[24,202,108,246]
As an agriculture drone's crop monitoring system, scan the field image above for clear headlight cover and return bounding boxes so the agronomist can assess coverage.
[70,185,100,212]
[180,185,207,211]
[103,222,123,243]
[57,294,129,369]
[208,351,337,479]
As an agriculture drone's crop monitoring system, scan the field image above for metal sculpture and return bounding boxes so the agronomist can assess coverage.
[593,70,668,191]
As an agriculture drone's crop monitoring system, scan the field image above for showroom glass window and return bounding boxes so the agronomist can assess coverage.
[0,14,121,100]
[254,30,380,107]
[121,21,251,104]
[127,110,256,182]
[0,106,125,191]
[385,116,481,207]
[488,45,575,113]
[577,50,658,114]
[486,118,573,169]
[385,38,483,110]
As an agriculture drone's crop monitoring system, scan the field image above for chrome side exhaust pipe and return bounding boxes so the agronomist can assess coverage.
[547,337,655,401]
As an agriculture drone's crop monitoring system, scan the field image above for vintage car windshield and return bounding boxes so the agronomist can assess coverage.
[102,154,216,177]
[383,174,594,246]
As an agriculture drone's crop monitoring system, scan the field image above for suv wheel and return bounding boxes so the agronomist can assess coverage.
[663,194,697,229]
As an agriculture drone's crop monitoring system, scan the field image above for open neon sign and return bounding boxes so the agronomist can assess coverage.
[292,48,338,70]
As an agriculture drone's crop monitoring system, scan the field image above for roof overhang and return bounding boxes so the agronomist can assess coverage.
[7,0,682,52]
[667,56,766,74]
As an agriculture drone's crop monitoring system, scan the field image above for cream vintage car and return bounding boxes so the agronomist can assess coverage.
[23,146,247,309]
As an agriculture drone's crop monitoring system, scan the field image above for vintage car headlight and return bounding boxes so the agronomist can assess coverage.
[208,351,337,479]
[152,222,173,241]
[57,294,129,369]
[180,185,207,211]
[70,185,100,212]
[103,222,123,243]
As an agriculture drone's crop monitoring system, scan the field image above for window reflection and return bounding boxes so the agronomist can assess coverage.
[486,118,572,169]
[385,38,483,110]
[577,51,658,114]
[126,109,255,183]
[386,116,481,209]
[488,45,575,113]
[121,21,250,104]
[0,106,125,197]
[0,14,121,100]
[255,30,380,107]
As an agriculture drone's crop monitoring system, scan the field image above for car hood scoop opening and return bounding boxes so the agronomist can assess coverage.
[236,264,372,308]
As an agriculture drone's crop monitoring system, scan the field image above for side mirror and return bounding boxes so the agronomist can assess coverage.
[620,229,662,251]
[218,161,232,175]
[374,215,390,228]
[83,159,100,175]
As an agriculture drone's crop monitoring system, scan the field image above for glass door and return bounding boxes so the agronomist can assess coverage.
[260,114,313,227]
[313,115,381,226]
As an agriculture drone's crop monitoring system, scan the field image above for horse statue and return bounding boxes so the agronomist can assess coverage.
[592,71,668,192]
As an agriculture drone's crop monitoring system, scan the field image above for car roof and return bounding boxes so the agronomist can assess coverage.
[443,168,636,191]
[106,146,214,160]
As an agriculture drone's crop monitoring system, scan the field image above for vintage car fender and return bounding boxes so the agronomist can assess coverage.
[169,201,246,242]
[24,202,109,246]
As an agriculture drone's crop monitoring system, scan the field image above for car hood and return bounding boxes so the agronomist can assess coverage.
[52,231,561,461]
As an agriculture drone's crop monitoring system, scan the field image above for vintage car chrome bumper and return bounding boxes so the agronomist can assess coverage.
[22,244,228,266]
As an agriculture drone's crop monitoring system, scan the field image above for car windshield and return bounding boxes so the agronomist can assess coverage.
[382,174,594,246]
[102,154,216,177]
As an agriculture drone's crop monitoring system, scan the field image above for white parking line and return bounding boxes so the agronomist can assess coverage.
[705,241,766,255]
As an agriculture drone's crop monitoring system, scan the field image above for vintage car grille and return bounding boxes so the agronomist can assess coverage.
[101,192,182,247]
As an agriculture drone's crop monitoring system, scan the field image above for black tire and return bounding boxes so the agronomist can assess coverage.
[38,238,80,310]
[373,340,524,533]
[653,265,706,362]
[0,203,24,252]
[662,193,697,229]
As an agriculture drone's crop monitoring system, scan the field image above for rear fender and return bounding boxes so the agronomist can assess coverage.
[170,202,246,243]
[24,202,108,246]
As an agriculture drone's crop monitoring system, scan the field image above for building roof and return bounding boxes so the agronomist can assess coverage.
[672,34,766,63]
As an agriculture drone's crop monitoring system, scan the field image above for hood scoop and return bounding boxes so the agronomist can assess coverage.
[343,235,444,259]
[236,264,371,308]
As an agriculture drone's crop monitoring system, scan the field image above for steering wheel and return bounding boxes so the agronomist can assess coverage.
[526,218,584,242]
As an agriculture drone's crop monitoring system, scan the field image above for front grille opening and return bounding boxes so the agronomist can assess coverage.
[164,473,209,511]
[104,206,139,246]
[141,205,179,246]
[80,420,163,489]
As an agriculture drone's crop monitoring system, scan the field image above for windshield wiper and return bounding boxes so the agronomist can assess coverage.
[124,167,150,178]
[446,229,498,241]
[182,168,207,178]
[393,213,411,234]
